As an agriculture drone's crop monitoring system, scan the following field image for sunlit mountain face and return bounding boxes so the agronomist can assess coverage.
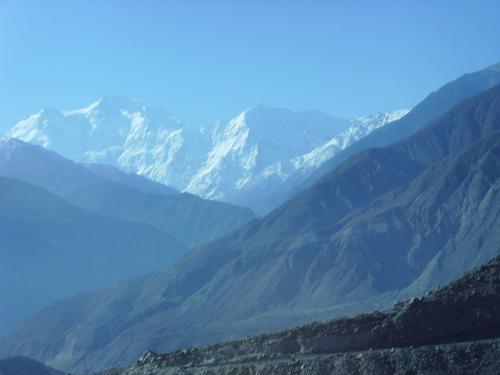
[8,100,408,213]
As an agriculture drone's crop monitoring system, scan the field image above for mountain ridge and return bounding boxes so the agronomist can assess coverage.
[7,101,407,213]
[3,82,500,373]
[0,137,256,248]
[301,60,500,190]
[0,175,186,336]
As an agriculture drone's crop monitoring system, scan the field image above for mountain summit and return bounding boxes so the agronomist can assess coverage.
[8,101,407,212]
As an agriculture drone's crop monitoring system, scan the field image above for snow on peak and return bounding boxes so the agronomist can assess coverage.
[184,106,351,200]
[7,99,410,207]
[8,98,206,190]
[293,108,410,170]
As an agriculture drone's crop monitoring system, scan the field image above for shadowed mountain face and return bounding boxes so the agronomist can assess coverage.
[0,137,177,198]
[0,357,63,375]
[0,176,186,336]
[3,81,500,373]
[0,138,256,248]
[258,61,500,212]
[101,255,500,375]
[84,163,178,196]
[67,184,256,249]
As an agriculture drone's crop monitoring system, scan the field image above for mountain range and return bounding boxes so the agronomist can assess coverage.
[2,65,500,373]
[8,101,408,214]
[0,174,185,336]
[304,62,500,187]
[0,138,255,336]
[0,137,256,249]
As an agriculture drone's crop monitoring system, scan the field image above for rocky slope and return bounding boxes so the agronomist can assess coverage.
[7,98,406,213]
[2,84,500,373]
[102,255,500,375]
[68,183,256,249]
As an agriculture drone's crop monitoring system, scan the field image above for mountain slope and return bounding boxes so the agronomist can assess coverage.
[300,61,500,192]
[8,97,210,191]
[102,255,500,375]
[0,137,176,197]
[3,83,500,373]
[0,138,256,248]
[10,61,500,215]
[68,183,256,248]
[184,107,406,210]
[245,63,500,213]
[8,99,405,213]
[85,163,177,195]
[0,176,186,336]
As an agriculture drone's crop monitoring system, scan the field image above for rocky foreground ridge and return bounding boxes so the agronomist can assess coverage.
[100,255,500,374]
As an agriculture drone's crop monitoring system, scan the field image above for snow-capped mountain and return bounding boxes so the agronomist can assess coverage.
[9,97,211,190]
[293,109,410,171]
[185,107,409,206]
[7,98,409,211]
[185,106,351,201]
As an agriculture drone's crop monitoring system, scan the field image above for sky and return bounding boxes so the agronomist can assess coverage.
[1,0,500,130]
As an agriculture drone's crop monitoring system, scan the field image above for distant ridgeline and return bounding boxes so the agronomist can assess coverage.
[0,137,256,336]
[1,63,500,374]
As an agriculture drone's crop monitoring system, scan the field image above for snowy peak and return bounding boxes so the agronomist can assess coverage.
[219,105,350,158]
[186,107,409,203]
[184,106,352,201]
[292,108,410,171]
[7,99,410,210]
[356,108,410,127]
[8,98,203,190]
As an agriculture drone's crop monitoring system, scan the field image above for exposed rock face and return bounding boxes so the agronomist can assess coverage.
[102,255,500,375]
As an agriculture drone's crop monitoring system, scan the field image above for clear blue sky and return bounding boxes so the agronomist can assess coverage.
[1,0,500,130]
